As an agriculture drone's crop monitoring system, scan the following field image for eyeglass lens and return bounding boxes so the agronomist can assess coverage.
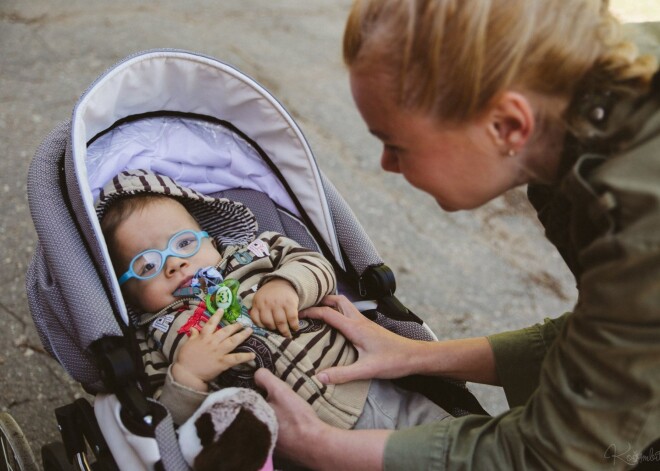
[133,251,162,278]
[131,231,201,278]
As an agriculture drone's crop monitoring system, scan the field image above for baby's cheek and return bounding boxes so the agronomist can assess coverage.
[141,284,175,313]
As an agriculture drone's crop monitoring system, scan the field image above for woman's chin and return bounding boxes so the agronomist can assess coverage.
[435,198,459,212]
[436,195,492,212]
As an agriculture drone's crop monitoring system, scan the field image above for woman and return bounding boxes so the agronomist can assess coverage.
[255,0,660,468]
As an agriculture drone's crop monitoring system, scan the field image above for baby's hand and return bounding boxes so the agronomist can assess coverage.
[172,311,255,392]
[250,279,300,337]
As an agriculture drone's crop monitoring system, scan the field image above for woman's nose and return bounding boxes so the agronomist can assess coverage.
[381,150,401,173]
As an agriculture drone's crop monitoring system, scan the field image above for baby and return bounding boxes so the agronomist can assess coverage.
[96,169,451,432]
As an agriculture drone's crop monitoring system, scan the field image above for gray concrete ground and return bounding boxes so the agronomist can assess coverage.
[0,1,577,466]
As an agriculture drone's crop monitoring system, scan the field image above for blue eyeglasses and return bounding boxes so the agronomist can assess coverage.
[118,230,210,285]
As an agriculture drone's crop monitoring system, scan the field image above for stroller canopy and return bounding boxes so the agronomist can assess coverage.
[71,50,346,324]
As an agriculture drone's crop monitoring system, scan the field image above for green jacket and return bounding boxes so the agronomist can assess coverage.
[385,23,660,470]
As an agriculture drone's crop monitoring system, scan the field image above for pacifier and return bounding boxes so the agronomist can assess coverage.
[206,278,242,323]
[172,266,223,298]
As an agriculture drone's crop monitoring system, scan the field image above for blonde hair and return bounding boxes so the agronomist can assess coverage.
[344,0,657,125]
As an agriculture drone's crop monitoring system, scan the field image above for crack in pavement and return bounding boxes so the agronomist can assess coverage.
[0,12,47,25]
[0,300,27,326]
[4,394,65,410]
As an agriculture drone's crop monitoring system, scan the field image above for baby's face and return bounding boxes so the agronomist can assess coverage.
[113,198,222,313]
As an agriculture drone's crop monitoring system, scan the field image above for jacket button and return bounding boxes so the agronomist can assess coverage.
[598,192,617,211]
[571,378,594,398]
[590,106,606,122]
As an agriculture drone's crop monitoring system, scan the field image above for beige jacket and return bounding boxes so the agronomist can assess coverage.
[138,231,370,428]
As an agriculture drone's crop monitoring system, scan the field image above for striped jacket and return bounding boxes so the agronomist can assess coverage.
[137,231,371,429]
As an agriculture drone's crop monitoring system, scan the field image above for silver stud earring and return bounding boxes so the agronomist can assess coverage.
[508,149,516,157]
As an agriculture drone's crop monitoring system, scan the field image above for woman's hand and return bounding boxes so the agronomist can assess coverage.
[172,311,256,391]
[255,368,390,470]
[301,295,424,385]
[254,368,329,465]
[251,278,300,338]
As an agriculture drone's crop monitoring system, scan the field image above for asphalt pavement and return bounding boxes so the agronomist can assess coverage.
[0,1,578,465]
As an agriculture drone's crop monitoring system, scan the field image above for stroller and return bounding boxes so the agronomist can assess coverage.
[3,49,486,470]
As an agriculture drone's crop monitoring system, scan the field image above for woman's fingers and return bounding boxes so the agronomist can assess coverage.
[302,294,364,321]
[254,368,325,463]
[315,362,370,385]
[301,305,361,342]
[302,304,348,323]
[254,368,278,392]
[321,295,362,318]
[255,368,311,415]
[305,294,417,383]
[255,368,291,401]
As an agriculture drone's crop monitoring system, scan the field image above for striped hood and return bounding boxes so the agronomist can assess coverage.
[95,169,258,247]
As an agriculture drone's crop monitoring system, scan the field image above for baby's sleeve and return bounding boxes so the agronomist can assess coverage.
[138,308,199,396]
[138,308,212,424]
[158,366,209,425]
[257,231,337,309]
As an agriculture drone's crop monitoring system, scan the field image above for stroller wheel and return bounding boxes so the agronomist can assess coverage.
[41,442,71,471]
[0,412,39,471]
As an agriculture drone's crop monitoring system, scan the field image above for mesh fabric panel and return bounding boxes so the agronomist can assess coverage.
[26,244,102,387]
[372,311,435,342]
[26,120,122,390]
[320,172,383,276]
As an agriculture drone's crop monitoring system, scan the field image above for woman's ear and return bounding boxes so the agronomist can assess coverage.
[486,91,535,156]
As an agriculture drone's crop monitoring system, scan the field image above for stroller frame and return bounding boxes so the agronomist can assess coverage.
[12,50,485,470]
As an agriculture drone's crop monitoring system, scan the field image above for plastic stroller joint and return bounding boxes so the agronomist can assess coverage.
[91,337,154,427]
[358,264,425,323]
[358,264,396,298]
